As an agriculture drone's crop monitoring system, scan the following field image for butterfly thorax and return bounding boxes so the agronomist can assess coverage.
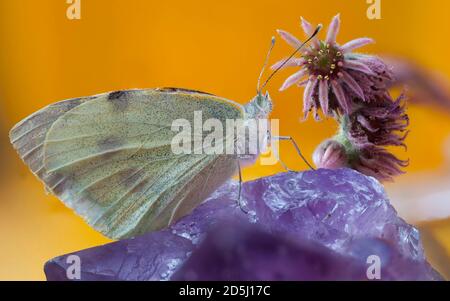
[235,92,273,165]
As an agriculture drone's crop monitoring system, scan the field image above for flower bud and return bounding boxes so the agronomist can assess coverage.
[313,139,348,169]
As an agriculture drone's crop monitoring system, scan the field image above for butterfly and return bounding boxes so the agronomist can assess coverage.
[9,28,320,239]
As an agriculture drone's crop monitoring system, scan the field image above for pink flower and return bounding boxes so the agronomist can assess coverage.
[273,14,378,118]
[313,140,408,182]
[345,94,409,149]
[312,94,409,182]
[346,54,394,102]
[277,14,409,182]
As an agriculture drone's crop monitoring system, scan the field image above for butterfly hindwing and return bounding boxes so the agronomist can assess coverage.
[11,89,242,239]
[9,95,100,188]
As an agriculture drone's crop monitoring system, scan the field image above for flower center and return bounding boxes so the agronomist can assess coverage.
[303,42,344,80]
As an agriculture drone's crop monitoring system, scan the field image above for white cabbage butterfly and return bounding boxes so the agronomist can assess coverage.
[9,27,320,239]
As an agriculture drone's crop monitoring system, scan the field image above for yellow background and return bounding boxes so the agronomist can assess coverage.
[1,0,450,280]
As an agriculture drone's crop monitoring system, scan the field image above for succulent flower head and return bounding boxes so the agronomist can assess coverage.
[273,14,378,118]
[352,146,409,182]
[313,138,409,182]
[345,94,409,149]
[313,94,409,182]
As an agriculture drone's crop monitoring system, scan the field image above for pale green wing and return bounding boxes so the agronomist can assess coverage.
[10,89,242,239]
[9,94,100,186]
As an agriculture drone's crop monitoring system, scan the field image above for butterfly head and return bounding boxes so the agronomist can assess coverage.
[245,91,273,119]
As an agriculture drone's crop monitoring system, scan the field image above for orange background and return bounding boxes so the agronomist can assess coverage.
[1,0,450,280]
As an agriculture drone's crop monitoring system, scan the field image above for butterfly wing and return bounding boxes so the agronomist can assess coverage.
[9,94,99,186]
[10,89,242,239]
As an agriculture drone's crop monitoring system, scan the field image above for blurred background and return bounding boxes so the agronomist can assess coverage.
[1,0,450,280]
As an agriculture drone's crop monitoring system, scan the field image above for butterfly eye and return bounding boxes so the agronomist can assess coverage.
[256,94,265,107]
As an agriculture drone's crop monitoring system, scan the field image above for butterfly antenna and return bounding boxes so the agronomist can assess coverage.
[257,36,276,93]
[260,24,322,90]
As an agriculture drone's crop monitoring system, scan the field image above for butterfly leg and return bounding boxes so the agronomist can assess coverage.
[237,160,249,214]
[272,135,315,171]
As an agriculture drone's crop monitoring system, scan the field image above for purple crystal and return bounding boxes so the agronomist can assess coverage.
[45,230,194,281]
[172,223,367,281]
[44,169,443,281]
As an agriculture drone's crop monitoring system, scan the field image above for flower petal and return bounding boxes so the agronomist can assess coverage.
[296,79,309,87]
[326,14,340,45]
[355,164,384,180]
[300,17,320,48]
[323,144,347,168]
[313,106,320,120]
[279,69,308,91]
[341,71,365,100]
[271,57,304,70]
[303,77,318,118]
[318,80,330,115]
[341,38,374,53]
[357,114,378,132]
[331,80,350,114]
[344,60,377,76]
[276,29,302,49]
[300,17,313,36]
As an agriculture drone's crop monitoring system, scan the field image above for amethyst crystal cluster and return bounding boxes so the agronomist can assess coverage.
[275,14,409,181]
[45,169,442,281]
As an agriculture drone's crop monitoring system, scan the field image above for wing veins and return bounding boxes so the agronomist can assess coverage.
[168,156,220,225]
